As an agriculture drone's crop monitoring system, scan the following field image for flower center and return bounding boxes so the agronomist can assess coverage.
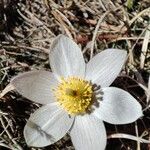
[54,77,93,115]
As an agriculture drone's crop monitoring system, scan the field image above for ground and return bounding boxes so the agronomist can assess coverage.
[0,0,150,149]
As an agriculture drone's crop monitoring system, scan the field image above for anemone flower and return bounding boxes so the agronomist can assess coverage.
[9,35,142,150]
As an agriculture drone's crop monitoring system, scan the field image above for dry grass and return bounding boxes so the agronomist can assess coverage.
[0,0,150,149]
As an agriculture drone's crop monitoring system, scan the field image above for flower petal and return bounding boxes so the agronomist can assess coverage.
[49,35,85,79]
[70,114,106,150]
[93,87,143,124]
[24,103,74,147]
[11,71,58,104]
[85,49,127,87]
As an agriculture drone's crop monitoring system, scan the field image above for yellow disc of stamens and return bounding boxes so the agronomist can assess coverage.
[54,77,93,115]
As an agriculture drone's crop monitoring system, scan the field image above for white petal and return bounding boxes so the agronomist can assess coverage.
[49,35,85,79]
[85,49,127,87]
[24,103,74,147]
[11,71,58,104]
[93,87,143,124]
[70,114,106,150]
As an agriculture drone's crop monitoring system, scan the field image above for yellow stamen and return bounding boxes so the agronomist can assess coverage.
[54,77,93,115]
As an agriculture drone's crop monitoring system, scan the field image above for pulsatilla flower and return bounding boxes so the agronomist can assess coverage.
[9,35,142,149]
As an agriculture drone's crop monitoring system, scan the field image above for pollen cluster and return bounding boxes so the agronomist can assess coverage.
[54,77,93,115]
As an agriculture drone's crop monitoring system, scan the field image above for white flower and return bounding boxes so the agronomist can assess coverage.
[10,35,142,150]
